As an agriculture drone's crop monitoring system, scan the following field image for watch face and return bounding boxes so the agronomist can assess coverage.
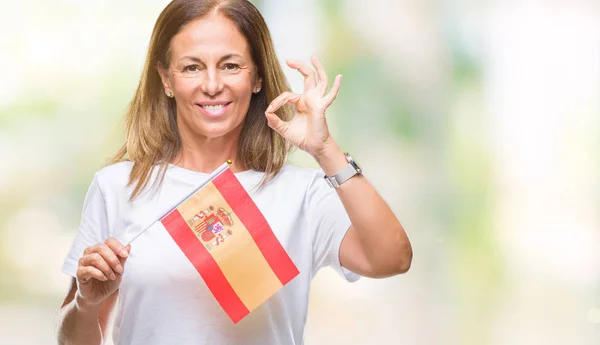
[345,153,362,173]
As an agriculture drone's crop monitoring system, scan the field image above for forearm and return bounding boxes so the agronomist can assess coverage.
[57,294,103,345]
[314,139,412,272]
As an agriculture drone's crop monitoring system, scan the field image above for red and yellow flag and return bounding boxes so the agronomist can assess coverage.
[160,167,299,323]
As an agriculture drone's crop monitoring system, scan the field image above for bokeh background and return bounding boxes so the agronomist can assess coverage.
[1,0,598,344]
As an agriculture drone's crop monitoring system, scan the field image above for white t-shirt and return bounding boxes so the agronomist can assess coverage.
[62,161,358,345]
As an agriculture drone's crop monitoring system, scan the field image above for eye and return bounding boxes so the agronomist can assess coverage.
[183,65,200,72]
[223,63,240,71]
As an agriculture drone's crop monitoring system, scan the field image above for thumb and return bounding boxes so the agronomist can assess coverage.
[265,112,287,135]
[118,244,131,267]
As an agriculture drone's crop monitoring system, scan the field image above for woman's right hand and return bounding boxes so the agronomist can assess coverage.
[75,238,131,307]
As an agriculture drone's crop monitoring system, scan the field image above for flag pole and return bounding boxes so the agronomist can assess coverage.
[125,160,232,246]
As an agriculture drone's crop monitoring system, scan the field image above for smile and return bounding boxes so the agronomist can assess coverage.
[196,102,231,117]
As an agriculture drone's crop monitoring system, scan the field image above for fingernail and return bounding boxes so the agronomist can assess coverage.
[267,105,273,112]
[115,264,123,273]
[120,249,129,258]
[110,272,117,280]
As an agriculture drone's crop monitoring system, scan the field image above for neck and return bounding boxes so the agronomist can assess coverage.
[171,131,245,174]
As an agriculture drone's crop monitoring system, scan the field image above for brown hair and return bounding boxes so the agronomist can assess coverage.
[109,0,293,199]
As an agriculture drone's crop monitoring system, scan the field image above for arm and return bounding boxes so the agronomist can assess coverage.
[315,140,413,278]
[265,55,412,278]
[57,278,118,345]
[57,238,130,345]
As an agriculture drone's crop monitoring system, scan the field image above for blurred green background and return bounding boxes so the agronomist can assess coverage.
[0,0,598,344]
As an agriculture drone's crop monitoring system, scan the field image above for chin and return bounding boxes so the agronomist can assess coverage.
[195,122,243,139]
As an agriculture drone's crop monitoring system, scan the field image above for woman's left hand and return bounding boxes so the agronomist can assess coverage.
[265,56,342,158]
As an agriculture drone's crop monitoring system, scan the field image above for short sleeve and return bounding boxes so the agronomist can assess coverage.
[61,174,110,277]
[306,170,360,282]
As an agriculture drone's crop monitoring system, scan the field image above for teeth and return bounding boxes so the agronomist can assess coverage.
[202,105,225,111]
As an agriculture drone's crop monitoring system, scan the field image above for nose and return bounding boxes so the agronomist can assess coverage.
[200,68,224,96]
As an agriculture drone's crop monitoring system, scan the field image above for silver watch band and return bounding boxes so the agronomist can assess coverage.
[324,163,358,188]
[323,153,362,188]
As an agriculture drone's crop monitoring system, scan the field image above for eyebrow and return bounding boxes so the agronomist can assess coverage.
[179,54,244,64]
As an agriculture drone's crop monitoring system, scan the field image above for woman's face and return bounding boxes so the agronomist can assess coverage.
[159,13,261,141]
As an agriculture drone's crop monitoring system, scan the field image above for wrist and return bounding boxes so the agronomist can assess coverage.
[312,139,347,176]
[74,291,102,314]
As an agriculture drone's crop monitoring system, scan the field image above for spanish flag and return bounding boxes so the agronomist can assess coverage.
[159,164,299,323]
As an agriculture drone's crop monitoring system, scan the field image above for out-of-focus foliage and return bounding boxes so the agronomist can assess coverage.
[0,0,598,344]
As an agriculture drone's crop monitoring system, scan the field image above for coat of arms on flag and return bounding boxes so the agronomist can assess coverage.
[157,163,300,323]
[188,205,235,250]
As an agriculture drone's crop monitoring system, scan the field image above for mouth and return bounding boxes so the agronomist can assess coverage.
[196,102,232,117]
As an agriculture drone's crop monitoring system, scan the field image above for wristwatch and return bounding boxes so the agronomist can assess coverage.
[324,152,362,188]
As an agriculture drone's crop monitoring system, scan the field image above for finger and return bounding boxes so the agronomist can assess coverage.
[80,252,117,280]
[311,56,329,95]
[118,245,131,268]
[77,266,108,283]
[105,237,129,259]
[265,112,286,134]
[92,241,125,274]
[286,59,316,90]
[266,91,301,114]
[323,74,343,107]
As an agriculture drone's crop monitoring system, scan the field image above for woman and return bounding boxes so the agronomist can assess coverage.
[57,0,412,344]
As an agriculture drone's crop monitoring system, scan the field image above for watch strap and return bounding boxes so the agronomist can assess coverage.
[324,162,359,188]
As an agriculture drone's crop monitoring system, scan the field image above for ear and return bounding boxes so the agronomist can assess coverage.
[157,62,173,96]
[253,76,263,93]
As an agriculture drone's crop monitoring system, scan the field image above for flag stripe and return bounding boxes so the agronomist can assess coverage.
[176,182,286,313]
[213,169,299,285]
[161,209,249,323]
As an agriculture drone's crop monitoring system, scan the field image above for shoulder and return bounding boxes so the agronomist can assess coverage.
[95,161,133,182]
[274,164,324,185]
[269,164,329,196]
[92,161,135,195]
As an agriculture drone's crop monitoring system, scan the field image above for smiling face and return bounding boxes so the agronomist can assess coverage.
[158,12,262,142]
